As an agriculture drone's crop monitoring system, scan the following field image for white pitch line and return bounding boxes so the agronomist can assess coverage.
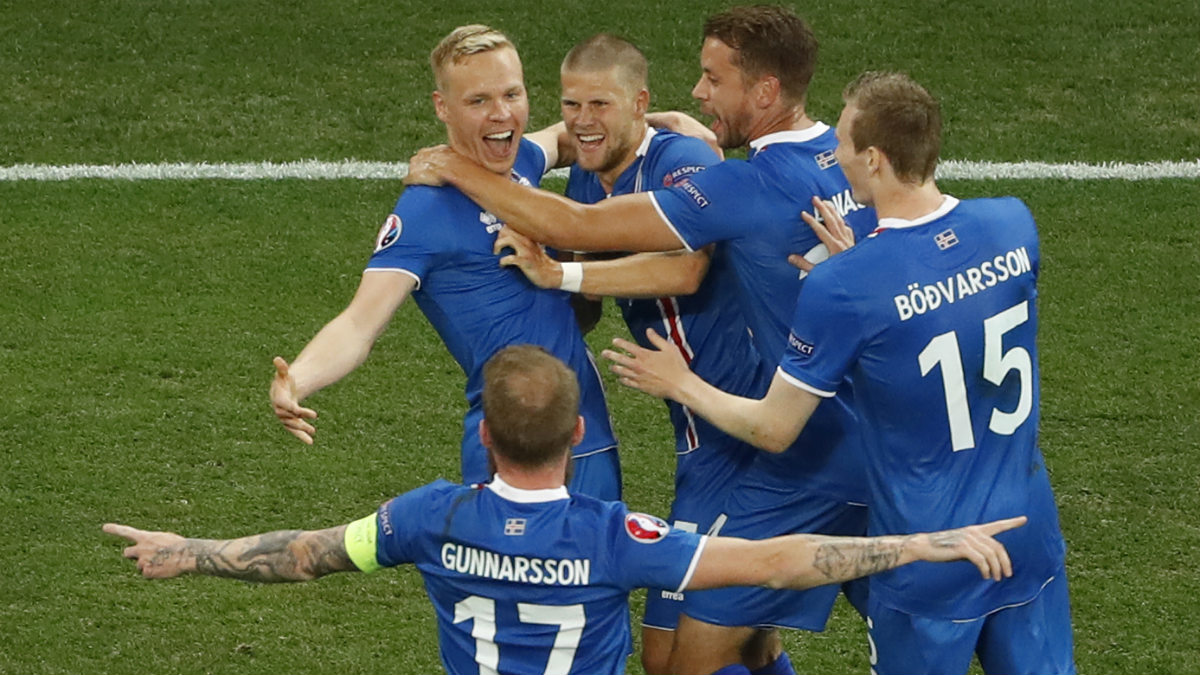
[1,159,1199,182]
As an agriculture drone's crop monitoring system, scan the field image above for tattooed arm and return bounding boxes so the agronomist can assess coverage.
[102,523,357,582]
[686,516,1027,591]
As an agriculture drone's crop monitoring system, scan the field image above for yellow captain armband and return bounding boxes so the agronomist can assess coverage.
[344,513,383,573]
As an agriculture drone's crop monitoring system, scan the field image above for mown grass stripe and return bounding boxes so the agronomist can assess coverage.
[2,159,1199,182]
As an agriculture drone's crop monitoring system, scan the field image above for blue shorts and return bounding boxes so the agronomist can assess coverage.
[642,492,731,631]
[567,449,622,501]
[682,482,868,631]
[867,570,1075,675]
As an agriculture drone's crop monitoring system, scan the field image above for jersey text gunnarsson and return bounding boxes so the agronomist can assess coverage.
[440,543,592,586]
[893,246,1032,321]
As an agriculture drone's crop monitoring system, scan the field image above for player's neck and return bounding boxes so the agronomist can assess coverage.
[748,106,814,144]
[873,180,945,221]
[494,463,569,491]
[597,124,648,194]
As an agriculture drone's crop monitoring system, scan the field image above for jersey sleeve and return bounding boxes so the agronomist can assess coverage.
[605,507,707,593]
[649,135,721,186]
[364,187,447,284]
[346,483,444,571]
[776,261,865,397]
[647,160,760,251]
[517,137,549,180]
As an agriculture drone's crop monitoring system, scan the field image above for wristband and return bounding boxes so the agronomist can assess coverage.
[559,262,583,293]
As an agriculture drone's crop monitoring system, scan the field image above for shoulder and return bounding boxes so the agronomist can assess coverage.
[384,479,475,512]
[958,195,1032,219]
[394,183,473,217]
[515,138,548,180]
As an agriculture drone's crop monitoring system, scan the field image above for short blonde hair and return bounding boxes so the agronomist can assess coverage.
[430,25,516,90]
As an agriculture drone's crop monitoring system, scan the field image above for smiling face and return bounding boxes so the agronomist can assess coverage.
[691,36,757,149]
[433,46,529,175]
[560,65,647,184]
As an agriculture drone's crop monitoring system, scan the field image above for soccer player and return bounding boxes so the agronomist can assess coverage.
[404,8,876,674]
[492,34,768,675]
[604,72,1075,675]
[268,25,622,499]
[106,344,1027,675]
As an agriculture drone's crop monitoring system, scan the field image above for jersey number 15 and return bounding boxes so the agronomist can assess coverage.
[918,301,1033,451]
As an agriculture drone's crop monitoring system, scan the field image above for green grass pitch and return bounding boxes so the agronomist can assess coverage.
[1,1,1198,673]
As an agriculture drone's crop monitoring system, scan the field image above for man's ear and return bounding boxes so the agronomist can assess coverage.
[570,416,585,447]
[433,90,448,124]
[479,418,492,448]
[634,88,650,117]
[754,75,782,109]
[867,145,885,178]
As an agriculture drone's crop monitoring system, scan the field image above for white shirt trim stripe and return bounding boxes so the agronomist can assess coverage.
[487,474,570,503]
[875,195,961,231]
[363,267,422,289]
[775,366,836,398]
[748,123,831,152]
[646,192,695,252]
[675,534,710,593]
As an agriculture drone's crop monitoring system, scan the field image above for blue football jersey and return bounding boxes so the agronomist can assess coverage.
[647,125,878,501]
[348,477,706,675]
[565,129,764,501]
[778,196,1067,619]
[365,139,617,482]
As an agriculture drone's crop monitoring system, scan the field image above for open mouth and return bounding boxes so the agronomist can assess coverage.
[576,133,605,152]
[483,130,515,156]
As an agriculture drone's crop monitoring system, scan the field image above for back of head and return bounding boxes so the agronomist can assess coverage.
[482,345,580,469]
[843,71,942,184]
[703,5,817,107]
[561,33,649,94]
[430,24,516,91]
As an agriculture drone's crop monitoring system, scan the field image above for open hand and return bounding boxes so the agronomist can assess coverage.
[789,196,857,273]
[271,356,318,444]
[601,329,692,401]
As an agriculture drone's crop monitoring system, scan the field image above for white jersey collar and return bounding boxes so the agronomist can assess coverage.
[749,122,831,152]
[635,125,656,157]
[487,474,570,503]
[874,195,960,232]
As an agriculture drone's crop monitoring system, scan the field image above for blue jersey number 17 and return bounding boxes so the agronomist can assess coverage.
[454,595,586,675]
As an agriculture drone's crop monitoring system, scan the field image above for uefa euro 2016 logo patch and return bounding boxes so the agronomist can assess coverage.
[624,513,671,543]
[375,214,402,251]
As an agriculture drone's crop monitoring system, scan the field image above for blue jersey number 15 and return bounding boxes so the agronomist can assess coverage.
[918,301,1034,451]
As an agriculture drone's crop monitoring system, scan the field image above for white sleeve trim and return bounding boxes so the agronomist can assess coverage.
[363,267,422,290]
[646,192,696,252]
[775,366,836,398]
[675,534,710,592]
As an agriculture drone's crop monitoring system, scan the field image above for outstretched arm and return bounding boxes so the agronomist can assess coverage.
[494,227,711,298]
[271,271,416,443]
[603,330,818,452]
[405,146,682,253]
[687,516,1027,591]
[102,523,357,582]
